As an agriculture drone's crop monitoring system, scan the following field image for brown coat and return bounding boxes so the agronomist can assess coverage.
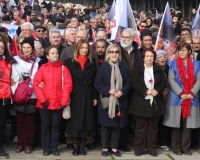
[128,63,167,117]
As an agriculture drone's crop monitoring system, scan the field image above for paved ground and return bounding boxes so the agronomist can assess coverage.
[1,144,200,160]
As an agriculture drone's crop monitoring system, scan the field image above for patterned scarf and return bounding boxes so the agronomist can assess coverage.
[176,56,195,119]
[108,60,123,119]
[18,50,37,63]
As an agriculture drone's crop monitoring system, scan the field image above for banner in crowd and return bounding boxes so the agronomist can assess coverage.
[191,4,200,36]
[1,23,65,39]
[154,2,177,61]
[1,23,18,39]
[109,0,141,47]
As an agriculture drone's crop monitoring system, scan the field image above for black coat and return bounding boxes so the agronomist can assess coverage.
[65,58,97,131]
[128,63,167,117]
[95,61,131,128]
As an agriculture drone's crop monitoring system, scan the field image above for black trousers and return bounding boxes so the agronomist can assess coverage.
[134,116,160,154]
[101,126,120,149]
[0,102,8,147]
[157,115,171,146]
[171,118,191,153]
[39,109,62,152]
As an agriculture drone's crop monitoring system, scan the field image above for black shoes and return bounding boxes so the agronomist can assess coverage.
[111,150,121,157]
[43,151,50,156]
[15,146,24,153]
[52,151,60,156]
[0,147,6,156]
[118,145,130,152]
[25,147,32,154]
[101,151,108,156]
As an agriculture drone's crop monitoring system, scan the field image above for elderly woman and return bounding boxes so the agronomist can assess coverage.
[163,43,200,155]
[95,44,131,157]
[11,37,40,154]
[0,40,14,156]
[129,48,167,157]
[65,39,97,156]
[155,50,171,151]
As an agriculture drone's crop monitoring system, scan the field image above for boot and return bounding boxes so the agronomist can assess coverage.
[79,138,86,155]
[72,137,79,156]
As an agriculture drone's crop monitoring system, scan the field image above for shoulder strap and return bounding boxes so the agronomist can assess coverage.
[29,61,35,76]
[62,65,64,89]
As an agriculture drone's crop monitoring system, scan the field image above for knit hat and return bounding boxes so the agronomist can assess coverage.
[21,37,35,50]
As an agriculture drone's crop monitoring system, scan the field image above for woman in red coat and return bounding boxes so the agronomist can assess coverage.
[0,40,14,156]
[34,46,72,156]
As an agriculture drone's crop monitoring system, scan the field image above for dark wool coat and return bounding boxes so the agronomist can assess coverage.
[95,61,131,128]
[128,63,167,117]
[65,58,97,131]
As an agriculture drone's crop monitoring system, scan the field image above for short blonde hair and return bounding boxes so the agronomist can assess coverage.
[105,44,121,62]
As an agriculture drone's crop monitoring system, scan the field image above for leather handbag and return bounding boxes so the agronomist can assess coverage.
[61,65,71,119]
[12,62,35,104]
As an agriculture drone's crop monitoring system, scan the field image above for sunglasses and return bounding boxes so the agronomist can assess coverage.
[36,30,44,33]
[109,50,120,54]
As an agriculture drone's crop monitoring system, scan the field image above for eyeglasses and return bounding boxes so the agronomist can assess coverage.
[141,25,147,28]
[31,15,36,17]
[193,43,200,45]
[35,47,44,50]
[22,29,32,32]
[0,46,5,49]
[157,56,166,59]
[109,50,120,54]
[36,30,44,33]
[121,36,133,39]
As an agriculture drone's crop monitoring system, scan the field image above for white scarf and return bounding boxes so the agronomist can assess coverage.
[144,65,154,105]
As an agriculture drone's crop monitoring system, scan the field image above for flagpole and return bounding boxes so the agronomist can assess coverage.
[154,2,169,51]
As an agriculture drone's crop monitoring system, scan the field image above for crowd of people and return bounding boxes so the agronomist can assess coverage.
[0,0,200,158]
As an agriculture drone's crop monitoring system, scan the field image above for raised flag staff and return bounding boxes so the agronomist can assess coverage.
[154,2,177,61]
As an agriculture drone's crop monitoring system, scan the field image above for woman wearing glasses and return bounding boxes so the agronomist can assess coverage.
[95,44,131,157]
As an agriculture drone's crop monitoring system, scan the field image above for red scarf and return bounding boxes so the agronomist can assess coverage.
[176,57,195,119]
[77,55,88,71]
[18,50,37,63]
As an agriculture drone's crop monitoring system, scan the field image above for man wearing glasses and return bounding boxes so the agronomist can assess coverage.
[118,28,141,152]
[21,22,34,37]
[34,25,50,49]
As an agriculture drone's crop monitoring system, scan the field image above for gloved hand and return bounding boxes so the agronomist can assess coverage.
[41,100,49,109]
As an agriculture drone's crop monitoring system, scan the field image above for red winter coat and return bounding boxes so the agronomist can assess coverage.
[0,59,11,98]
[33,61,72,110]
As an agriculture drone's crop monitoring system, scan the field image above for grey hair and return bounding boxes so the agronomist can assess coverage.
[95,14,102,18]
[64,28,77,36]
[49,28,61,38]
[21,22,34,31]
[90,18,97,22]
[122,28,135,37]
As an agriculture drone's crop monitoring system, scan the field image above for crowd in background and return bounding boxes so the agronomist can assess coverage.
[1,0,200,158]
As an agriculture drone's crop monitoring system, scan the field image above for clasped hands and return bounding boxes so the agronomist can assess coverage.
[181,94,194,100]
[147,89,158,97]
[109,89,123,98]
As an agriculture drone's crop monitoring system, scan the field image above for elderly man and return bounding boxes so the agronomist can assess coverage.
[60,30,98,65]
[90,30,109,52]
[118,28,141,152]
[21,22,34,37]
[63,28,76,47]
[34,25,50,49]
[90,18,98,42]
[192,37,200,60]
[49,28,65,58]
